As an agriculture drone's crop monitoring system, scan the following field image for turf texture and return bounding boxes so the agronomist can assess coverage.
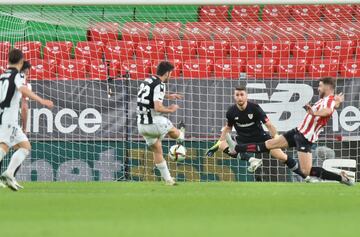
[0,182,359,237]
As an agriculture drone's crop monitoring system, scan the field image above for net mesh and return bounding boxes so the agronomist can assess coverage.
[0,4,358,182]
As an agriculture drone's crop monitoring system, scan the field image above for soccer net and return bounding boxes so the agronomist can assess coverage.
[0,4,358,182]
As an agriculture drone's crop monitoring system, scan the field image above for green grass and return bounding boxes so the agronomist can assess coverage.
[0,182,359,237]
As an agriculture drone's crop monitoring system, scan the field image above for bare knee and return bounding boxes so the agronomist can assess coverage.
[167,127,180,140]
[16,141,31,151]
[219,140,228,151]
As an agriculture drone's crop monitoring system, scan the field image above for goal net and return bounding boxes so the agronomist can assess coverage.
[0,4,358,182]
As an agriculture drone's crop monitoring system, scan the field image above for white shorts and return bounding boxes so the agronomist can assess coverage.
[138,116,174,146]
[0,124,28,147]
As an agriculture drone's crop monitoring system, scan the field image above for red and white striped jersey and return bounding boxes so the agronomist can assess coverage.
[297,95,336,143]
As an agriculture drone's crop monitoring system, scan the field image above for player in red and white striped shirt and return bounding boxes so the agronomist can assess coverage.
[230,77,354,186]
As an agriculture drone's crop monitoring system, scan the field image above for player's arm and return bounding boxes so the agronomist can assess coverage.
[255,104,278,137]
[18,86,53,108]
[165,93,183,100]
[21,97,28,132]
[264,120,278,138]
[334,92,344,109]
[219,125,232,141]
[305,95,337,117]
[153,83,179,113]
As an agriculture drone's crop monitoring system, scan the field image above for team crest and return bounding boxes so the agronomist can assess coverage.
[248,114,253,119]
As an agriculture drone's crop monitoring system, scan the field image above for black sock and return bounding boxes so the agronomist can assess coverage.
[235,142,268,153]
[310,167,342,182]
[223,147,237,158]
[284,156,307,179]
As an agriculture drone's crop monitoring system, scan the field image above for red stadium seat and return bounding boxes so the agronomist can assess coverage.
[28,59,56,80]
[58,59,87,80]
[152,22,182,44]
[214,58,245,79]
[89,60,108,80]
[278,59,307,79]
[108,60,120,78]
[183,22,213,41]
[323,5,354,23]
[306,22,339,41]
[0,60,8,74]
[199,5,229,22]
[292,41,323,63]
[246,58,276,78]
[244,21,275,42]
[230,41,259,59]
[88,22,119,43]
[75,41,104,61]
[291,5,322,22]
[0,42,10,61]
[136,40,165,60]
[14,41,41,60]
[274,22,307,41]
[231,5,260,23]
[262,41,291,59]
[198,40,229,61]
[309,59,339,78]
[212,22,245,41]
[338,23,360,40]
[340,59,360,77]
[43,41,73,62]
[104,40,134,61]
[262,5,292,22]
[166,40,197,61]
[323,40,355,61]
[183,59,213,79]
[121,22,151,43]
[120,59,151,80]
[151,59,182,78]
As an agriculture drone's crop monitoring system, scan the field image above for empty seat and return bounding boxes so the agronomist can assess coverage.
[274,22,307,41]
[212,22,245,41]
[199,5,229,22]
[0,60,8,74]
[340,59,360,77]
[43,41,73,62]
[323,40,354,61]
[247,58,276,78]
[231,5,260,23]
[120,59,151,80]
[121,22,151,43]
[183,59,213,79]
[230,41,259,59]
[108,60,120,78]
[244,22,275,42]
[183,22,213,41]
[306,22,338,41]
[75,41,104,61]
[214,58,245,79]
[198,40,229,60]
[88,22,120,43]
[136,40,165,60]
[0,42,10,61]
[28,59,56,80]
[292,41,323,63]
[166,40,197,61]
[89,60,108,80]
[262,41,291,59]
[151,59,182,78]
[58,59,87,80]
[262,5,292,22]
[152,22,182,43]
[14,41,41,60]
[291,5,322,22]
[104,40,134,61]
[278,59,307,79]
[338,23,360,40]
[309,59,339,78]
[323,5,354,23]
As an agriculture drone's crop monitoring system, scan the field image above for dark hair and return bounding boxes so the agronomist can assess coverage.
[8,48,24,65]
[235,86,247,92]
[21,60,31,72]
[319,77,335,89]
[156,61,174,76]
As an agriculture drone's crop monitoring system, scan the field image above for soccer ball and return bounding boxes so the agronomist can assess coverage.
[168,144,187,161]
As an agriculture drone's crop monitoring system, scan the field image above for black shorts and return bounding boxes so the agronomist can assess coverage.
[236,132,272,145]
[283,128,313,153]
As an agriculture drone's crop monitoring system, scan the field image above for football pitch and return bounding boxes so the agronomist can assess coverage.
[1,182,359,237]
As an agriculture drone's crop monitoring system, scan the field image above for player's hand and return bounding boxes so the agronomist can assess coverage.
[41,99,54,109]
[304,104,314,115]
[335,92,344,104]
[228,149,238,157]
[168,104,179,113]
[167,94,183,100]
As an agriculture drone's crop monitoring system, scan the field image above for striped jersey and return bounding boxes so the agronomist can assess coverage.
[136,75,166,125]
[297,95,335,143]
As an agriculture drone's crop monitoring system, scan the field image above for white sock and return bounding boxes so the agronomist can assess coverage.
[155,160,172,181]
[225,133,236,150]
[176,130,185,144]
[5,148,29,177]
[0,148,6,163]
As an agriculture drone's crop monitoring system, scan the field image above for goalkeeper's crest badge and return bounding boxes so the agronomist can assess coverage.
[248,114,253,119]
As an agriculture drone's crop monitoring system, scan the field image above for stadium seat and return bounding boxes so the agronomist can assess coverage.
[278,59,307,79]
[246,58,276,78]
[75,41,104,61]
[308,59,339,78]
[306,22,338,41]
[152,22,182,44]
[0,60,7,74]
[199,5,229,22]
[274,22,307,41]
[104,41,134,62]
[323,40,355,61]
[0,41,10,61]
[14,41,41,60]
[166,40,197,61]
[198,40,229,61]
[323,5,354,23]
[183,58,213,79]
[89,60,108,80]
[151,59,182,78]
[88,22,120,43]
[292,41,323,63]
[43,41,73,62]
[338,23,360,40]
[231,5,260,23]
[121,22,152,43]
[340,59,360,77]
[291,5,322,22]
[262,5,292,22]
[230,41,259,59]
[136,40,166,60]
[262,41,291,59]
[214,58,245,79]
[183,22,213,41]
[244,22,275,42]
[212,22,245,41]
[28,59,56,80]
[120,59,151,80]
[57,59,88,80]
[108,60,120,78]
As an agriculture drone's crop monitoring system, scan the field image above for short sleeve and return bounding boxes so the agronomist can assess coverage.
[153,83,166,102]
[255,104,269,124]
[325,96,336,112]
[14,73,26,89]
[226,108,234,127]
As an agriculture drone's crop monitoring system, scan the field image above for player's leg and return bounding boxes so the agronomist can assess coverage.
[269,149,307,179]
[233,134,289,153]
[0,143,9,188]
[150,139,175,185]
[167,121,185,144]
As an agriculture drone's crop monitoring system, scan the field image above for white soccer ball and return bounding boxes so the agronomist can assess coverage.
[168,144,187,161]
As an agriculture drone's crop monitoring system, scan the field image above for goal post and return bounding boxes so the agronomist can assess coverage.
[0,2,358,182]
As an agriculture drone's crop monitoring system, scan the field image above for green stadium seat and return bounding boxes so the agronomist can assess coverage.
[72,6,104,18]
[0,15,26,45]
[0,5,13,14]
[10,5,42,18]
[25,21,57,49]
[135,6,167,23]
[56,24,87,53]
[166,5,199,23]
[42,5,73,18]
[103,5,135,23]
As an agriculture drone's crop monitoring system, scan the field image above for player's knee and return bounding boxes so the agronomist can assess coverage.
[301,168,310,177]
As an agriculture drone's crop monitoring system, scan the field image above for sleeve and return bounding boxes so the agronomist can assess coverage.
[255,104,269,124]
[226,108,234,127]
[14,73,26,89]
[325,96,336,112]
[153,83,166,102]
